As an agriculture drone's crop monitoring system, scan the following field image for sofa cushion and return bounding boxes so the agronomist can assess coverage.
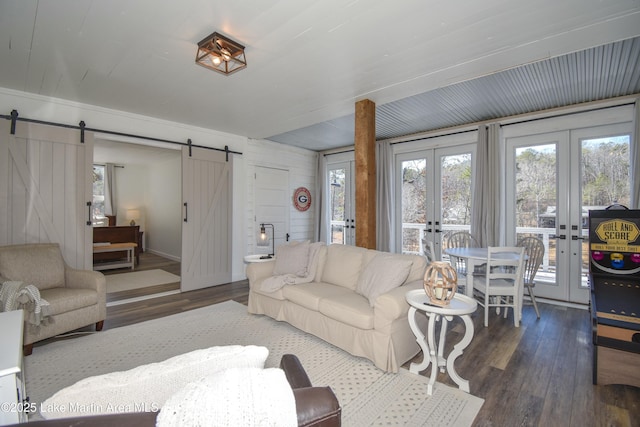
[356,254,413,307]
[318,293,374,330]
[283,282,351,312]
[405,254,428,283]
[0,244,65,290]
[41,345,269,419]
[321,244,365,290]
[273,241,310,276]
[40,287,99,315]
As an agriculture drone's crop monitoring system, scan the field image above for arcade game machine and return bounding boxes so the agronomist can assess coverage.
[589,206,640,388]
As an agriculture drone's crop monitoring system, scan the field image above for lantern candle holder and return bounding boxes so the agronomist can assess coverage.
[423,261,458,306]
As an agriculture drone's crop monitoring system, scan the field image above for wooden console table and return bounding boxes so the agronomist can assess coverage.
[93,243,137,271]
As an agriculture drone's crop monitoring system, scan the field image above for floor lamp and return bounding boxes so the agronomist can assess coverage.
[258,223,275,259]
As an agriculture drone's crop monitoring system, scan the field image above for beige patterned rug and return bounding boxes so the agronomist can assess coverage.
[25,300,483,426]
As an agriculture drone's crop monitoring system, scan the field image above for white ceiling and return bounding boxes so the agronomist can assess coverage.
[1,0,639,151]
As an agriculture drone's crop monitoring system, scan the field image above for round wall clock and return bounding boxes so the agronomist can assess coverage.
[293,187,312,212]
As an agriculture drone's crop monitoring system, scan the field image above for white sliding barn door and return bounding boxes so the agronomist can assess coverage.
[181,146,233,291]
[0,120,94,269]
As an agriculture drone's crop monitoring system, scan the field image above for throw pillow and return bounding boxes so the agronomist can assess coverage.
[157,368,297,427]
[356,254,413,307]
[40,345,269,419]
[273,241,310,277]
[321,244,365,290]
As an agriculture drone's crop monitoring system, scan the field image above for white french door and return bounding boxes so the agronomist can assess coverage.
[327,159,356,245]
[506,122,632,304]
[181,146,233,291]
[395,143,476,258]
[0,120,93,269]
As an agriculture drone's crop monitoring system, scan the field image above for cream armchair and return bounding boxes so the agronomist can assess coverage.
[0,243,106,355]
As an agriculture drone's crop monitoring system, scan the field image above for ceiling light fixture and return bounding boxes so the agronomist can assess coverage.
[195,31,247,76]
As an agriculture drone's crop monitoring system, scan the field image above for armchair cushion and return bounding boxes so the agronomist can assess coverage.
[0,244,65,290]
[40,288,99,315]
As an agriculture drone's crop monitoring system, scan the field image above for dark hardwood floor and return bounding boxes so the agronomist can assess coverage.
[62,253,640,426]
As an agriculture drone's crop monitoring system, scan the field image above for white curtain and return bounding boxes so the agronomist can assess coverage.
[104,163,116,216]
[471,124,500,246]
[316,153,328,243]
[376,141,394,252]
[632,98,640,209]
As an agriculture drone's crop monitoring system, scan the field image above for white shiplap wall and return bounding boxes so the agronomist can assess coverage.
[244,138,318,258]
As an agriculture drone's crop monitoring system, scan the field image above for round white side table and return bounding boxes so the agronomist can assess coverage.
[405,288,477,395]
[243,254,275,263]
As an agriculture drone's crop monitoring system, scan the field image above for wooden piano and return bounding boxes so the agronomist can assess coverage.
[93,225,142,266]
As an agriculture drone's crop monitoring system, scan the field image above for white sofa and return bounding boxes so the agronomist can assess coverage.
[247,243,428,372]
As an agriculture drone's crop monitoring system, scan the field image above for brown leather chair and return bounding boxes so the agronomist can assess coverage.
[14,354,341,427]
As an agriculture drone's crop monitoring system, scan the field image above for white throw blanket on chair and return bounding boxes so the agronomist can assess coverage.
[0,280,52,326]
[157,367,298,427]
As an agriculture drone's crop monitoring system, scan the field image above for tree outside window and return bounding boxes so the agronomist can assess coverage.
[92,165,106,225]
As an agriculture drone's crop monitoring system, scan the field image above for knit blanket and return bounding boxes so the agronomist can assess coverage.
[0,280,52,327]
[157,367,297,427]
[260,242,323,292]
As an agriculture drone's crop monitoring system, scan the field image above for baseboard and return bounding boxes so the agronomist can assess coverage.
[146,248,181,262]
[528,296,589,310]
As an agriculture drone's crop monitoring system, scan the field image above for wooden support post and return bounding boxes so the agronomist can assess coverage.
[354,99,376,249]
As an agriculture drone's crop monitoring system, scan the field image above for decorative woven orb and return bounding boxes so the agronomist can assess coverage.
[423,261,458,306]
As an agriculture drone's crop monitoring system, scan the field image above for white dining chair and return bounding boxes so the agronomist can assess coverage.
[517,236,545,319]
[446,231,481,285]
[421,238,437,263]
[472,246,525,327]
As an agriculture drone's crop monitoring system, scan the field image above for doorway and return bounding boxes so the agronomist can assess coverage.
[505,122,633,304]
[328,159,356,245]
[93,138,183,295]
[395,142,476,259]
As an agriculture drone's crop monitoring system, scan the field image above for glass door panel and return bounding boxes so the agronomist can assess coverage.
[507,123,632,304]
[400,157,428,255]
[328,161,355,245]
[510,138,563,300]
[396,145,474,258]
[571,129,631,302]
[440,153,473,245]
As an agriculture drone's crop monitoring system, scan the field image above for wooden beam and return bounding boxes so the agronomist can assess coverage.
[354,99,376,249]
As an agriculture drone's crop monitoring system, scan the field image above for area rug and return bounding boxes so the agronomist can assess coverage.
[24,300,484,426]
[105,269,180,293]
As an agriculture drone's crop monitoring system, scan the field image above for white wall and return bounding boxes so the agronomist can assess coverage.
[244,138,318,257]
[113,164,148,229]
[0,87,317,282]
[147,155,182,260]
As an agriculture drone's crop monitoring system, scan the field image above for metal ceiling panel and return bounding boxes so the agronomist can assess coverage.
[268,37,640,150]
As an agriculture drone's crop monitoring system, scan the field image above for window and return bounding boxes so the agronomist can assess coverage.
[92,164,106,226]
